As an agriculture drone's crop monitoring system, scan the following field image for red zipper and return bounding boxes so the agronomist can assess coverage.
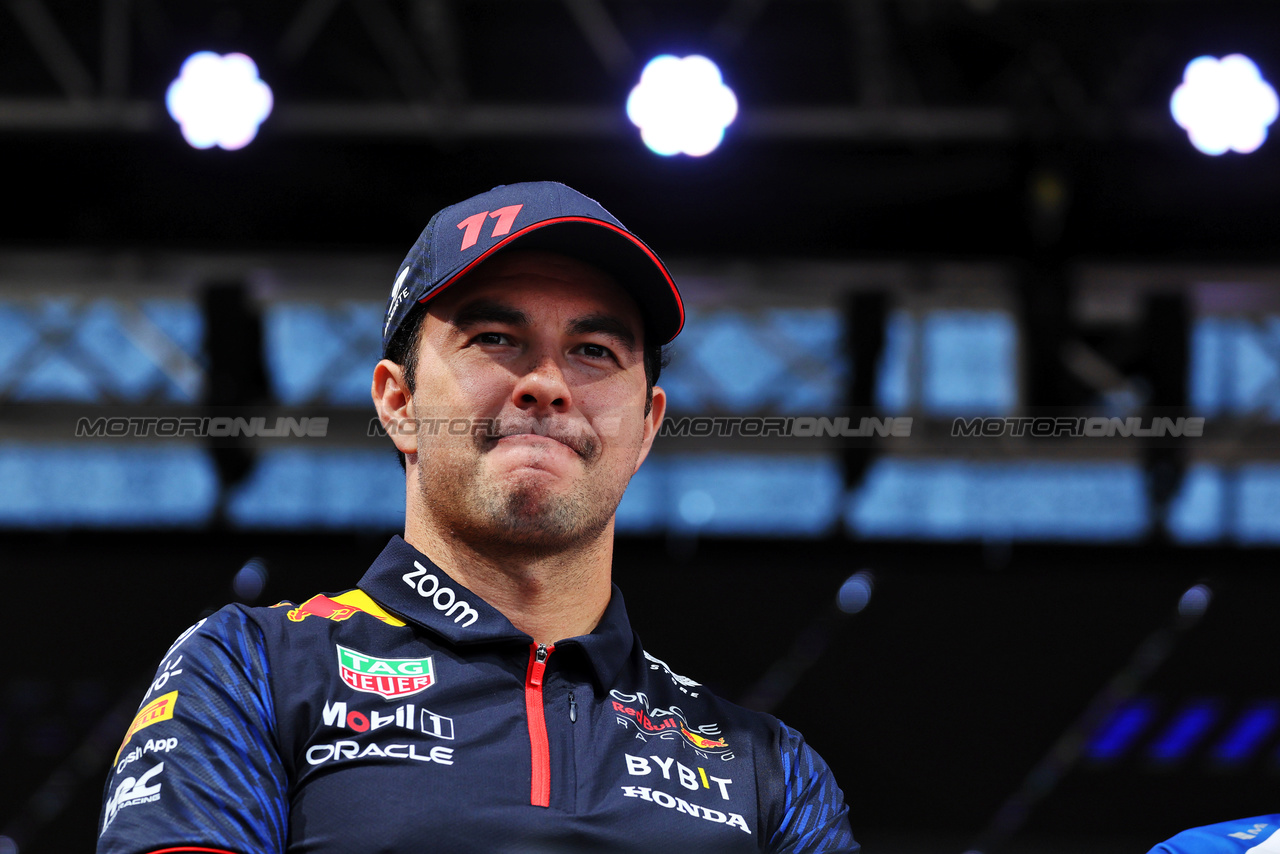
[525,642,554,807]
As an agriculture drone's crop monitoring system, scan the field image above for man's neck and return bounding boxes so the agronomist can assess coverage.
[402,521,614,647]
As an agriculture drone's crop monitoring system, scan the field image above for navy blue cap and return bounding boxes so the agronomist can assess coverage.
[382,182,684,356]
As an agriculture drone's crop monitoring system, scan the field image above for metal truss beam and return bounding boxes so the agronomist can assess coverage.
[0,98,1172,142]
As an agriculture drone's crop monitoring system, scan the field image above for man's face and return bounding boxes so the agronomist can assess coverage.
[403,250,665,552]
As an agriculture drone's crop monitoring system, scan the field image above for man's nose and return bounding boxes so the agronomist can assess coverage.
[511,354,572,413]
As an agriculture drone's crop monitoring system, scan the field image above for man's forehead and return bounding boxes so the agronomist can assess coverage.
[430,250,646,338]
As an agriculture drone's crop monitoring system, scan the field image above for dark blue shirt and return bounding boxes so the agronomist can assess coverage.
[98,536,857,853]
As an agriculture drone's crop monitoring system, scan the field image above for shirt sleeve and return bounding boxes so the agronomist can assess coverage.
[1146,815,1280,853]
[768,722,859,854]
[97,606,289,854]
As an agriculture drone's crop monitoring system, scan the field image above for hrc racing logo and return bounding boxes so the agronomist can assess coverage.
[115,691,178,763]
[610,690,732,760]
[337,645,435,700]
[102,762,165,835]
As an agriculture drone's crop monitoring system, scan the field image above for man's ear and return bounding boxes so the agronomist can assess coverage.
[372,359,417,456]
[633,385,666,474]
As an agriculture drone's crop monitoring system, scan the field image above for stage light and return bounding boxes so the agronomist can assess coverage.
[1170,54,1278,155]
[836,571,875,614]
[626,54,738,156]
[677,489,716,526]
[166,52,274,150]
[1177,582,1212,617]
[233,556,269,601]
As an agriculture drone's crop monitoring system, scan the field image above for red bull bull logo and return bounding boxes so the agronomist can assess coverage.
[287,595,357,623]
[679,724,728,751]
[278,592,405,627]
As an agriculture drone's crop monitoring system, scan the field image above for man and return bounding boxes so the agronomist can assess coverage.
[1147,815,1280,852]
[98,182,857,853]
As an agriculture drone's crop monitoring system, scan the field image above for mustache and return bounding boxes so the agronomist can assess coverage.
[483,418,599,459]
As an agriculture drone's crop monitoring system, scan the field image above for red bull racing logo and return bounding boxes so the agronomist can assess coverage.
[610,690,733,759]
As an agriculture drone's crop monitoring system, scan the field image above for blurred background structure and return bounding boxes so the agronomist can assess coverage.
[3,1,1280,852]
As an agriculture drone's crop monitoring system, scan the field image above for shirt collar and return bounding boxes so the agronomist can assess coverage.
[358,536,634,687]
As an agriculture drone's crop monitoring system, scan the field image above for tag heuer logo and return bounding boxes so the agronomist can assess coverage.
[336,645,435,700]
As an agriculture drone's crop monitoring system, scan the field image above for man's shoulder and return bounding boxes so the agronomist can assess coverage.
[619,642,785,757]
[262,589,408,628]
[181,588,411,656]
[1149,815,1280,853]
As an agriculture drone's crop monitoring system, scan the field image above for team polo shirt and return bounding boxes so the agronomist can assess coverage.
[1147,815,1280,853]
[98,536,858,853]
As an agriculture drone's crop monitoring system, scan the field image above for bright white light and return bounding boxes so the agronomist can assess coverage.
[626,54,738,157]
[1170,54,1278,155]
[166,52,273,150]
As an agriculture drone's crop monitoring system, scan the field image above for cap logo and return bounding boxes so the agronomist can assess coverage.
[456,204,523,250]
[384,266,413,335]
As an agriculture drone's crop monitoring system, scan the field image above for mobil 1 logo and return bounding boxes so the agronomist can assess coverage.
[323,699,455,740]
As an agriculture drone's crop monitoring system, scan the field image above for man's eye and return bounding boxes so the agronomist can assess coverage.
[474,332,510,345]
[579,343,614,360]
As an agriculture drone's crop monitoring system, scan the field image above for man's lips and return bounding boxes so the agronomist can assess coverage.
[489,430,595,459]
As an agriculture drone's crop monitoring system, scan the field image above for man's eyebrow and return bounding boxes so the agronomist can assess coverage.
[449,299,529,330]
[568,313,638,351]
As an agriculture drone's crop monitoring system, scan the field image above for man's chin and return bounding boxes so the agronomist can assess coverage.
[486,488,608,547]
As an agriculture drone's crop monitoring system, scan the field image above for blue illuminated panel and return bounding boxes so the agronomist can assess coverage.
[921,311,1017,415]
[1086,698,1157,762]
[1210,700,1280,767]
[226,448,404,529]
[1166,464,1226,544]
[0,299,203,402]
[0,444,216,526]
[874,309,1017,416]
[1149,700,1221,764]
[616,455,844,537]
[659,308,845,413]
[1235,464,1280,544]
[1190,317,1280,418]
[263,302,383,405]
[846,459,1147,541]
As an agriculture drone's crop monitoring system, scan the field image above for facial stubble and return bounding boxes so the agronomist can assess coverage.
[415,426,634,555]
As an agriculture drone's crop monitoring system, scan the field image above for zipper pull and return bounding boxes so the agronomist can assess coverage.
[529,643,552,688]
[569,691,577,723]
